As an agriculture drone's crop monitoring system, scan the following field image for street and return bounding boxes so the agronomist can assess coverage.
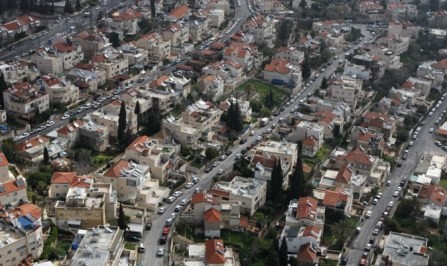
[139,23,373,266]
[345,96,446,264]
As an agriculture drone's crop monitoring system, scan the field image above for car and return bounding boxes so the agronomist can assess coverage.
[174,205,183,212]
[192,176,200,184]
[365,210,372,218]
[402,153,408,160]
[21,132,30,138]
[409,141,414,146]
[340,256,348,265]
[212,161,219,168]
[377,192,383,198]
[225,150,232,156]
[185,182,194,189]
[156,248,165,257]
[372,228,379,235]
[383,211,389,218]
[219,155,227,161]
[46,120,54,126]
[429,112,434,116]
[166,196,176,203]
[386,180,391,186]
[393,191,400,197]
[250,131,255,136]
[172,191,183,197]
[205,167,212,173]
[165,217,174,226]
[158,207,167,214]
[138,243,145,253]
[145,221,152,230]
[217,169,225,175]
[372,198,378,205]
[436,141,442,146]
[194,187,203,194]
[364,243,372,251]
[388,201,394,207]
[256,136,263,141]
[180,199,190,206]
[170,212,177,219]
[159,235,167,244]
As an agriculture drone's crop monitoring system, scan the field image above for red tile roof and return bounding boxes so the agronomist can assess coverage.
[111,8,142,21]
[298,244,317,263]
[53,42,76,53]
[17,15,39,25]
[433,58,447,70]
[418,184,447,206]
[150,75,169,88]
[51,172,76,184]
[297,197,318,220]
[251,154,277,169]
[322,190,349,207]
[362,111,387,121]
[205,239,226,264]
[3,21,21,31]
[7,202,41,221]
[0,178,27,197]
[204,207,221,223]
[167,5,190,20]
[337,146,373,165]
[264,59,290,74]
[302,225,321,239]
[103,160,130,178]
[16,135,49,152]
[57,120,84,136]
[302,136,318,146]
[70,175,94,188]
[191,192,215,205]
[335,164,352,184]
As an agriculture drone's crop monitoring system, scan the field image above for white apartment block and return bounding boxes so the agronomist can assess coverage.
[214,176,267,216]
[288,121,324,144]
[242,15,274,46]
[3,82,49,118]
[30,48,64,76]
[37,74,79,105]
[91,50,129,79]
[328,75,363,109]
[90,100,137,137]
[137,32,171,63]
[251,140,298,167]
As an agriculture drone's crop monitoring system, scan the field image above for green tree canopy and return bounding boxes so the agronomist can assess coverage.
[64,0,73,14]
[146,111,161,136]
[108,32,121,48]
[302,52,311,81]
[118,203,128,230]
[227,101,243,132]
[118,101,127,145]
[205,147,219,161]
[279,237,288,266]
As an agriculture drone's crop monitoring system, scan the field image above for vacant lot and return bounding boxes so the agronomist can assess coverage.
[236,79,287,106]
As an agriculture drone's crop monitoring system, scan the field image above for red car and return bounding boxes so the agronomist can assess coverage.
[162,227,170,235]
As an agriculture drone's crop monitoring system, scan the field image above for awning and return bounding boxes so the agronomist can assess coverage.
[68,220,81,226]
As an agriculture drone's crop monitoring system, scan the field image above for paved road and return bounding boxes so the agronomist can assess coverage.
[345,98,446,265]
[139,24,373,266]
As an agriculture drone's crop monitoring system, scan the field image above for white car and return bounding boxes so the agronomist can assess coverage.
[172,191,183,197]
[166,196,176,203]
[218,169,225,175]
[180,199,190,206]
[388,201,394,207]
[185,182,194,189]
[158,207,166,214]
[365,210,372,218]
[429,128,434,133]
[156,248,165,257]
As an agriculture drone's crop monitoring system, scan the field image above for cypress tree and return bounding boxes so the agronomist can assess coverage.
[0,72,7,107]
[279,237,288,266]
[43,147,49,164]
[117,203,128,230]
[134,101,141,131]
[118,101,127,144]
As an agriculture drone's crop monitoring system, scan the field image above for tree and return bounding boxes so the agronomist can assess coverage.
[76,0,81,11]
[118,101,127,145]
[1,138,16,163]
[138,17,154,34]
[269,159,284,202]
[134,101,141,131]
[265,88,274,108]
[20,0,29,12]
[227,101,243,132]
[150,0,156,19]
[64,0,73,14]
[265,249,280,266]
[43,147,49,164]
[205,147,219,161]
[277,20,292,46]
[321,77,328,89]
[279,237,288,266]
[108,32,121,48]
[289,155,305,200]
[117,203,128,230]
[0,72,8,107]
[146,111,161,136]
[302,52,311,81]
[299,0,307,9]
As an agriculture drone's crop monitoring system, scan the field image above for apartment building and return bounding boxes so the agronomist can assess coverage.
[108,8,142,35]
[52,39,84,71]
[288,121,324,144]
[327,75,363,109]
[181,100,222,133]
[213,176,267,216]
[66,68,100,92]
[0,203,43,266]
[120,42,149,66]
[0,61,40,84]
[72,31,111,59]
[184,239,238,266]
[79,120,109,152]
[263,58,301,87]
[198,74,224,101]
[0,178,27,208]
[207,9,225,28]
[99,160,169,209]
[90,100,137,137]
[251,140,298,167]
[91,49,129,79]
[36,74,79,105]
[63,226,124,266]
[3,82,49,118]
[223,42,258,71]
[377,34,410,55]
[15,135,50,165]
[162,116,202,146]
[280,225,322,254]
[273,46,305,66]
[30,48,64,76]
[162,23,190,47]
[285,197,325,230]
[219,97,252,122]
[124,135,177,183]
[137,32,171,63]
[165,4,191,22]
[242,14,275,46]
[0,152,11,183]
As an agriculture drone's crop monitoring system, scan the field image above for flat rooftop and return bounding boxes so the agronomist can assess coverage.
[0,223,24,249]
[382,232,429,266]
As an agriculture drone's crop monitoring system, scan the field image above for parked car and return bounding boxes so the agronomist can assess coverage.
[185,182,194,189]
[156,248,165,257]
[145,221,152,230]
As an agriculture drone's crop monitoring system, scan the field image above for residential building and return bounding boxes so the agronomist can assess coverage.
[417,184,447,222]
[184,239,238,266]
[30,48,64,76]
[57,120,84,147]
[0,177,27,208]
[263,59,301,88]
[288,121,324,144]
[54,181,116,229]
[51,38,84,71]
[388,20,420,39]
[302,136,320,157]
[204,207,221,237]
[212,176,267,216]
[223,42,260,71]
[120,42,149,66]
[321,189,352,215]
[192,192,217,223]
[0,203,43,265]
[63,226,124,266]
[91,49,129,79]
[162,23,190,47]
[207,9,225,28]
[368,47,403,69]
[189,18,209,43]
[343,63,372,80]
[181,99,222,133]
[219,97,252,122]
[90,100,137,137]
[0,15,40,38]
[15,135,50,164]
[379,232,429,266]
[285,197,325,230]
[98,160,169,209]
[0,152,12,183]
[257,0,286,12]
[79,121,109,152]
[207,0,231,15]
[376,34,410,55]
[36,74,79,105]
[137,32,171,63]
[0,61,40,84]
[66,68,100,92]
[3,82,49,119]
[350,126,385,157]
[417,60,445,87]
[124,135,177,183]
[400,76,432,96]
[361,111,396,138]
[198,74,224,101]
[162,116,201,146]
[108,8,142,35]
[280,225,321,254]
[273,46,305,65]
[72,31,111,59]
[251,140,298,168]
[165,4,190,22]
[242,14,275,46]
[327,75,363,109]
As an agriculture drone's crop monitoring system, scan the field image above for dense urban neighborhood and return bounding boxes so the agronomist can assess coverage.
[1,0,447,265]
